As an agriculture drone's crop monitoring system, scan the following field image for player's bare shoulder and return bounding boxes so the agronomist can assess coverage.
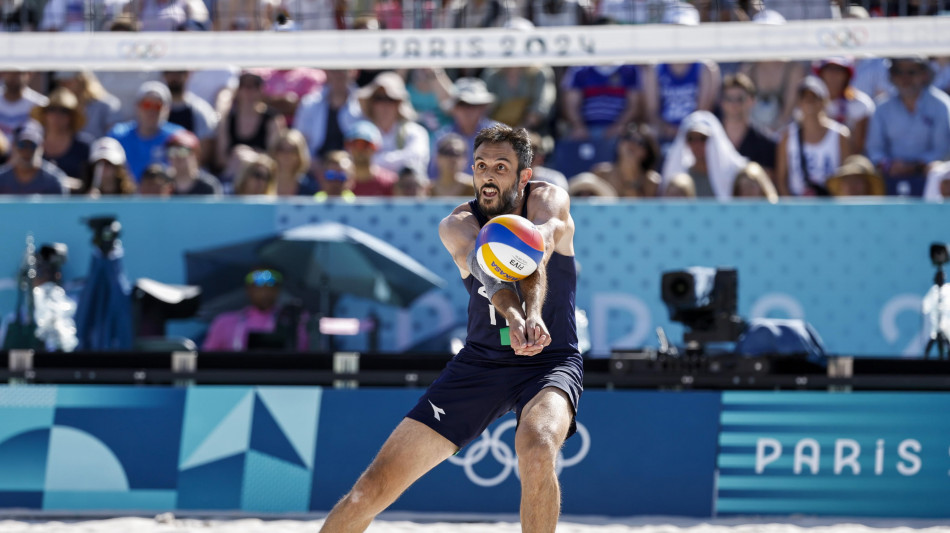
[439,202,481,276]
[527,181,575,255]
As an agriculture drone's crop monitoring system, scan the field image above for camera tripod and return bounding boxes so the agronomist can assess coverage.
[924,266,950,360]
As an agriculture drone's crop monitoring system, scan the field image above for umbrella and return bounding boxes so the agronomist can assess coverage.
[185,222,446,318]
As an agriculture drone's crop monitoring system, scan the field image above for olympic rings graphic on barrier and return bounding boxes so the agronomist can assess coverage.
[447,419,590,487]
[117,40,169,60]
[817,26,869,48]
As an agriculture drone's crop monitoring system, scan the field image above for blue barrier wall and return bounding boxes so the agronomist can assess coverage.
[0,385,720,517]
[3,384,950,518]
[1,199,947,356]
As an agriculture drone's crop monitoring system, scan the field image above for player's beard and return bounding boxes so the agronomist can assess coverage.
[477,182,520,218]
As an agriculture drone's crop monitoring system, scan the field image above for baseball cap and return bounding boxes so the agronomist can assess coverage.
[798,75,830,101]
[345,120,382,147]
[814,56,855,78]
[14,119,44,145]
[166,129,200,150]
[89,137,127,166]
[452,78,496,106]
[136,81,171,105]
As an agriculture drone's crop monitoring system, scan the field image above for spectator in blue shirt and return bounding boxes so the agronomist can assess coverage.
[561,64,642,141]
[0,120,67,195]
[866,56,950,197]
[108,81,184,182]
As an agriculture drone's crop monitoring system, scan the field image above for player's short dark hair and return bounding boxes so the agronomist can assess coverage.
[473,124,533,176]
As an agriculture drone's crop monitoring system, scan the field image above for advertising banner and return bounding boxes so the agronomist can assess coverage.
[311,389,721,517]
[717,391,950,518]
[0,18,948,70]
[0,385,720,517]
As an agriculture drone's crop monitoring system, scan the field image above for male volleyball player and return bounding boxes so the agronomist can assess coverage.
[319,124,582,533]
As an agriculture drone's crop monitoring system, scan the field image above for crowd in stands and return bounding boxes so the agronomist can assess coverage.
[1,0,950,201]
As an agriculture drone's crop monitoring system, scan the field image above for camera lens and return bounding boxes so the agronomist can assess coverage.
[670,278,689,297]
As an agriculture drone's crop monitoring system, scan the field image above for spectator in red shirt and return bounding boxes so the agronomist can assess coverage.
[344,120,396,196]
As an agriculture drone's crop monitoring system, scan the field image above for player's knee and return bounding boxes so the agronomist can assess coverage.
[515,422,562,467]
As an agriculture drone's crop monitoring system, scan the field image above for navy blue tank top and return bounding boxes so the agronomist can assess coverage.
[457,183,579,365]
[658,62,702,126]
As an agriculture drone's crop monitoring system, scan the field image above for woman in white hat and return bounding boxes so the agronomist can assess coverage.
[87,137,136,196]
[357,72,430,177]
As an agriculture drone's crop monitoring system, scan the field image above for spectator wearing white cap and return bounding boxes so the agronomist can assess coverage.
[87,136,136,196]
[107,81,184,182]
[428,78,498,178]
[0,120,68,195]
[776,75,851,197]
[357,72,430,178]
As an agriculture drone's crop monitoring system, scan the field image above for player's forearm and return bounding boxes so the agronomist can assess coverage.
[491,289,526,322]
[519,262,547,320]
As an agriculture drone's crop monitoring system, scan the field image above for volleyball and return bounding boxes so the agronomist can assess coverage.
[474,214,545,282]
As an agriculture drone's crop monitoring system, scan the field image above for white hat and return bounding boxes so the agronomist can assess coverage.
[89,137,127,166]
[452,78,496,106]
[136,81,171,105]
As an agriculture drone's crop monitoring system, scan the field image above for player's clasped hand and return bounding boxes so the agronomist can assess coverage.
[512,318,551,356]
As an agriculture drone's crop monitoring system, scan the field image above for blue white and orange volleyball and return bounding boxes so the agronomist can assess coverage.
[475,214,545,282]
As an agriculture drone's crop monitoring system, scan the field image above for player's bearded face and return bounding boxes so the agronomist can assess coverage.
[478,180,520,218]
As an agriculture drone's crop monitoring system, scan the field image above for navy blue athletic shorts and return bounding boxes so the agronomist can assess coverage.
[405,354,584,450]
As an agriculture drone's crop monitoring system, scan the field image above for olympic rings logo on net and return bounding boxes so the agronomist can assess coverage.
[447,419,590,487]
[817,26,869,48]
[117,40,169,60]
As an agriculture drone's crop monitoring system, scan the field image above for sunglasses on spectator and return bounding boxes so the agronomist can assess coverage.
[348,139,376,150]
[891,68,924,77]
[139,99,164,112]
[16,139,38,150]
[324,169,348,181]
[245,269,283,287]
[249,169,271,181]
[722,95,748,103]
[167,146,192,158]
[438,148,464,157]
[686,134,708,144]
[46,105,72,114]
[371,94,399,103]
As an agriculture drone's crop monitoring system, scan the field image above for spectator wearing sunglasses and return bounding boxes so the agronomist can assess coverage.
[166,129,222,196]
[343,120,396,196]
[202,267,309,352]
[315,150,356,201]
[233,153,277,196]
[0,120,68,195]
[107,81,184,182]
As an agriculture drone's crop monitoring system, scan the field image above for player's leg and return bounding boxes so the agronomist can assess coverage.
[319,417,457,533]
[515,386,573,533]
